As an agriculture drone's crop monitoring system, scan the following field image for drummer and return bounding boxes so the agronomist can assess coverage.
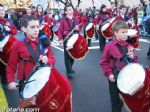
[58,4,80,79]
[100,21,138,112]
[0,4,18,88]
[6,15,55,91]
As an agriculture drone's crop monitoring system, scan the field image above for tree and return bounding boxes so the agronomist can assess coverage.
[56,0,82,9]
[108,0,118,6]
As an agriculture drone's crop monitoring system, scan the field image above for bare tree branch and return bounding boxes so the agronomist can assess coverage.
[77,0,81,7]
[108,0,118,6]
[68,0,74,9]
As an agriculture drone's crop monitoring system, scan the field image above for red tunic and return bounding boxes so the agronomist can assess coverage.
[58,17,79,41]
[6,36,55,83]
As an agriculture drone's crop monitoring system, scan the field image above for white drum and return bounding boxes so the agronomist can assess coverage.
[127,29,138,37]
[66,34,78,50]
[117,63,145,95]
[22,66,52,99]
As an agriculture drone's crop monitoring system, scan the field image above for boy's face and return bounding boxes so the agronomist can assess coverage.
[0,6,5,18]
[23,20,40,39]
[114,28,128,41]
[66,6,73,15]
[120,7,126,15]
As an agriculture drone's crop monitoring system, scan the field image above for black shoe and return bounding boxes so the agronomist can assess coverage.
[147,52,150,57]
[67,73,73,79]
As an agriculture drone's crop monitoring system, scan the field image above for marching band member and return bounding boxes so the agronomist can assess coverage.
[7,15,55,91]
[107,1,118,18]
[98,4,110,52]
[115,5,127,22]
[58,4,80,79]
[44,9,57,42]
[7,15,72,112]
[100,21,138,112]
[0,4,18,87]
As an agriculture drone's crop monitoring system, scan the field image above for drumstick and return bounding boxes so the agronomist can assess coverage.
[64,23,82,42]
[16,79,36,87]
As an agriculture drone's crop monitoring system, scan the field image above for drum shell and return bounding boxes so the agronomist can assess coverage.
[67,34,89,60]
[85,23,95,39]
[101,23,113,39]
[42,25,52,40]
[35,68,72,112]
[0,35,17,63]
[120,67,150,112]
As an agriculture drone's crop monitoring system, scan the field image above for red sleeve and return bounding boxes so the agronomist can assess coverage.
[8,21,18,35]
[6,42,19,83]
[100,45,113,77]
[47,45,55,67]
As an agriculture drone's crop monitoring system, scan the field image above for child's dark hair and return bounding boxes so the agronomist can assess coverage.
[64,4,72,11]
[119,5,126,10]
[0,4,4,8]
[112,20,128,33]
[21,15,38,28]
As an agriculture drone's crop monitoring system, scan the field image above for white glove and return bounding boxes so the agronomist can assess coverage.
[8,82,18,91]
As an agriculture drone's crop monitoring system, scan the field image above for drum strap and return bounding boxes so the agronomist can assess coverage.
[24,39,40,63]
[112,45,129,76]
[65,17,76,41]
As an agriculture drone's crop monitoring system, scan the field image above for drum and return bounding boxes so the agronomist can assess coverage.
[101,23,113,39]
[126,29,139,48]
[101,17,116,39]
[66,34,89,60]
[42,25,52,40]
[0,35,17,64]
[52,25,59,37]
[22,66,52,99]
[117,63,150,112]
[20,66,72,112]
[85,23,95,39]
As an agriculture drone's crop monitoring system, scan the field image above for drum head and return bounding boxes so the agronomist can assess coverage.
[66,34,78,50]
[101,23,110,32]
[117,63,145,94]
[127,29,138,36]
[22,66,51,99]
[85,23,94,31]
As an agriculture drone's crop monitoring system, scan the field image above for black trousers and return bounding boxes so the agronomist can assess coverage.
[63,42,74,74]
[50,27,54,42]
[148,43,150,53]
[99,26,106,51]
[0,61,7,85]
[108,80,123,112]
[84,28,91,46]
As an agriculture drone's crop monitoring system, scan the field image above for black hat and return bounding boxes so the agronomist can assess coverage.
[101,4,106,9]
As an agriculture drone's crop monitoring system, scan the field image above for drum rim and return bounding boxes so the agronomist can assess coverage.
[117,63,145,94]
[21,65,52,98]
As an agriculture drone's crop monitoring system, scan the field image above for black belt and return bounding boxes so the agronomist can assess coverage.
[19,57,35,63]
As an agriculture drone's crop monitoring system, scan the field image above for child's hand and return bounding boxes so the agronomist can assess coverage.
[8,82,18,91]
[127,46,134,59]
[108,74,116,82]
[39,55,48,64]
